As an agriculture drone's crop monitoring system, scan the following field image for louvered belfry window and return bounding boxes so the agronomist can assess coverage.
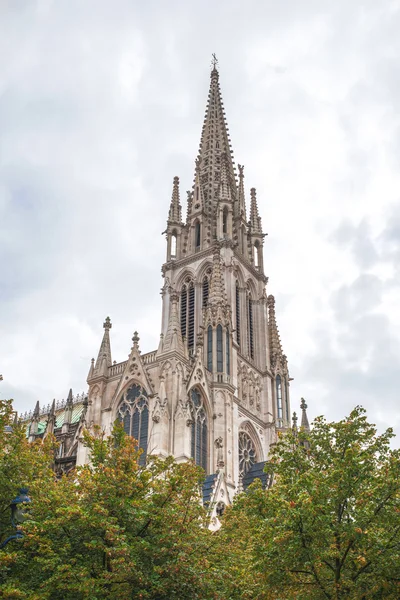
[180,281,195,350]
[202,276,209,307]
[190,388,208,471]
[118,384,149,465]
[226,330,230,375]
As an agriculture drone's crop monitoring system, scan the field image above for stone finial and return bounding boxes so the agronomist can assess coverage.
[103,316,112,330]
[300,397,310,431]
[292,411,298,430]
[237,163,247,219]
[95,318,112,371]
[132,331,140,348]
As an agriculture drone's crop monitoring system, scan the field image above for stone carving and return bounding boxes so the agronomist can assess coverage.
[152,396,169,423]
[215,436,224,468]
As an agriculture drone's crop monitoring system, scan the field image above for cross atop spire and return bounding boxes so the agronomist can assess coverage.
[211,53,218,72]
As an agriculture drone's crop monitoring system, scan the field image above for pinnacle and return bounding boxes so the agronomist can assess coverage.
[168,176,182,223]
[250,188,262,233]
[267,295,283,358]
[33,400,40,417]
[67,388,73,404]
[163,291,185,354]
[95,317,112,370]
[237,164,247,219]
[300,397,310,431]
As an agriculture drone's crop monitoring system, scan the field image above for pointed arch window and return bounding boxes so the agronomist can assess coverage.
[118,384,149,466]
[202,275,209,307]
[207,326,213,371]
[223,207,228,235]
[238,430,257,476]
[226,330,230,376]
[180,281,195,350]
[247,291,254,360]
[195,221,201,251]
[276,375,283,421]
[217,324,223,373]
[235,282,241,347]
[171,232,177,259]
[190,388,208,471]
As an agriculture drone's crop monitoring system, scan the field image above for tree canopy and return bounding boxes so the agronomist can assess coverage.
[1,400,399,600]
[216,406,400,599]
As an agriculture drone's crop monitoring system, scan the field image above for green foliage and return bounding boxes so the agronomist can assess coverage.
[216,406,400,599]
[0,411,220,599]
[2,400,399,600]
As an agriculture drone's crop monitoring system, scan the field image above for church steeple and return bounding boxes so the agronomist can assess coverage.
[193,58,237,242]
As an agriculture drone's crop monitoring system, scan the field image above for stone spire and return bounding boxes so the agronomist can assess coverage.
[249,188,262,234]
[194,58,237,237]
[219,153,232,203]
[168,176,182,224]
[237,164,247,219]
[45,399,56,436]
[94,317,112,371]
[28,401,40,441]
[267,295,283,359]
[62,388,74,433]
[300,398,310,432]
[162,291,185,355]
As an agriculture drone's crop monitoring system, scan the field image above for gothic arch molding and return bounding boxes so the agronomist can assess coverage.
[238,420,264,463]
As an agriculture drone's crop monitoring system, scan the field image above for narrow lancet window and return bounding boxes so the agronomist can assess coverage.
[207,326,213,371]
[171,233,177,258]
[247,293,254,360]
[254,243,259,268]
[190,388,208,471]
[202,276,209,307]
[226,330,230,375]
[195,221,201,251]
[223,207,228,235]
[217,325,223,372]
[181,282,195,350]
[276,375,283,421]
[235,282,241,347]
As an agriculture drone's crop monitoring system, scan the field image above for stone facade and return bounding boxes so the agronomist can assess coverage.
[26,63,294,510]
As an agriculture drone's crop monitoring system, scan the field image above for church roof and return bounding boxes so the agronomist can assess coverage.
[242,461,272,491]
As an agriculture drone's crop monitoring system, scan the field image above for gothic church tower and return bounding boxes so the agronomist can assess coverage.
[76,63,292,504]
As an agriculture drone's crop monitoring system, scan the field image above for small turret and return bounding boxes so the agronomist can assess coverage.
[166,176,184,261]
[249,188,262,234]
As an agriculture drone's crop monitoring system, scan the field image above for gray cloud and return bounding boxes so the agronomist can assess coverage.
[0,0,400,443]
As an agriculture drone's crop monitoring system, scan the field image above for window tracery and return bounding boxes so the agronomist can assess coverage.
[189,388,208,471]
[118,384,149,465]
[238,430,257,476]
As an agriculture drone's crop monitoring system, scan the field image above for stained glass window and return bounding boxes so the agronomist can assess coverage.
[239,431,257,476]
[190,388,208,471]
[118,384,149,465]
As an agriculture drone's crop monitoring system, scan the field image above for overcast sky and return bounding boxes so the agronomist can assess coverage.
[1,0,399,440]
